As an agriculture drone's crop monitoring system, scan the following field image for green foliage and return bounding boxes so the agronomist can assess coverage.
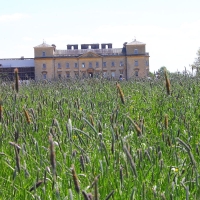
[192,48,200,74]
[0,77,200,199]
[157,66,170,76]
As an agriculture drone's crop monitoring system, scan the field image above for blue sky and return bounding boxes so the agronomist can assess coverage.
[1,0,200,72]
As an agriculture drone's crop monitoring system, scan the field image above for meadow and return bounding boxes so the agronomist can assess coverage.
[0,72,200,199]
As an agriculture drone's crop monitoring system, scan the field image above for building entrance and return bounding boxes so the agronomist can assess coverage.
[89,72,93,77]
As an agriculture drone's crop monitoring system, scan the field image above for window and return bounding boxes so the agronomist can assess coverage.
[66,63,70,68]
[75,63,78,68]
[96,62,99,68]
[134,61,138,66]
[111,61,115,67]
[58,74,61,79]
[74,72,79,77]
[42,64,46,70]
[119,70,123,75]
[103,62,106,67]
[120,61,124,67]
[89,62,92,68]
[134,49,138,54]
[42,52,46,57]
[103,71,107,77]
[146,61,149,66]
[111,72,115,77]
[43,73,47,79]
[58,63,61,69]
[66,73,70,78]
[82,72,86,77]
[82,63,85,68]
[135,71,139,77]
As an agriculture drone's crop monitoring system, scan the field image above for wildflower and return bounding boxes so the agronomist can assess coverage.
[152,185,157,191]
[171,167,178,172]
[73,135,77,140]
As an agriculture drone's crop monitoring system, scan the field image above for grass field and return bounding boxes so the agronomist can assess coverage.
[0,73,200,199]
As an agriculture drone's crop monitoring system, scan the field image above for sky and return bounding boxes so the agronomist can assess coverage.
[0,0,200,73]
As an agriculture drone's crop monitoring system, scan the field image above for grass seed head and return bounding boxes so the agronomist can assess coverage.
[89,115,95,126]
[82,190,90,200]
[0,99,3,122]
[164,114,168,129]
[49,135,56,176]
[116,82,125,104]
[14,68,19,93]
[164,70,170,95]
[14,146,20,173]
[23,108,31,124]
[71,164,80,193]
[29,180,44,192]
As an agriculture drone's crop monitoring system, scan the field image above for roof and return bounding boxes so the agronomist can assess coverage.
[34,42,53,48]
[0,58,34,68]
[54,48,124,57]
[126,39,145,45]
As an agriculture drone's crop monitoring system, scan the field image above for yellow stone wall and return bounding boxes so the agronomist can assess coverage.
[34,58,54,80]
[127,56,149,78]
[54,58,79,78]
[126,45,145,55]
[101,56,126,78]
[34,47,54,57]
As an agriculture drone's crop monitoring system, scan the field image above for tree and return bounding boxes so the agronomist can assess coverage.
[191,48,200,73]
[157,66,170,76]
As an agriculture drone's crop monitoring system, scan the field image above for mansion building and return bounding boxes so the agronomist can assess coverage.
[0,39,149,81]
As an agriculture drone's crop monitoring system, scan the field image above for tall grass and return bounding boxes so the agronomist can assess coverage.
[0,74,200,199]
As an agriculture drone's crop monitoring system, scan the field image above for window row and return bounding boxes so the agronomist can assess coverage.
[42,60,148,70]
[42,69,140,79]
[54,61,125,69]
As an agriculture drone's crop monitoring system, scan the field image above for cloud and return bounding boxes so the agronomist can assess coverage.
[0,13,28,22]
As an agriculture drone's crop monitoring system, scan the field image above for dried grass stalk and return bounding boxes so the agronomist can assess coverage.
[82,190,90,200]
[116,82,125,104]
[71,164,80,193]
[123,145,137,177]
[164,114,168,129]
[14,68,19,93]
[0,99,3,122]
[23,108,31,124]
[9,141,21,151]
[14,147,20,173]
[127,116,142,136]
[49,135,56,176]
[89,115,95,126]
[164,70,170,95]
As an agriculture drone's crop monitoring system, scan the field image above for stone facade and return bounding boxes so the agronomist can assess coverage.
[34,40,150,80]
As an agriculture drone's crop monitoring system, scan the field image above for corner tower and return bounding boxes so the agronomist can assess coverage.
[125,39,149,78]
[34,42,55,80]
